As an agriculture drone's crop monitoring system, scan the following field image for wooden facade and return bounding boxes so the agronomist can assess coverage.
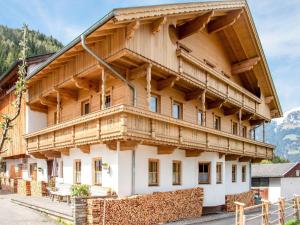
[24,1,282,161]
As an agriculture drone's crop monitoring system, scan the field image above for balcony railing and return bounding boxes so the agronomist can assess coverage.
[25,105,274,159]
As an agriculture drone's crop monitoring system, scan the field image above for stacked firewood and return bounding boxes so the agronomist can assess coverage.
[225,190,255,212]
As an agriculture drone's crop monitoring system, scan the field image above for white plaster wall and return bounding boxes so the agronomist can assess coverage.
[134,145,226,206]
[281,177,300,200]
[268,178,281,203]
[25,103,47,134]
[225,160,250,195]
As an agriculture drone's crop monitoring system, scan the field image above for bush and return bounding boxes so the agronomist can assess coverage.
[286,220,300,225]
[71,184,90,197]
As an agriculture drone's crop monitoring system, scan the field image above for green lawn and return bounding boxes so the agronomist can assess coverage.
[286,220,300,225]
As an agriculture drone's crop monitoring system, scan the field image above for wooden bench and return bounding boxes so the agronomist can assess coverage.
[49,183,72,204]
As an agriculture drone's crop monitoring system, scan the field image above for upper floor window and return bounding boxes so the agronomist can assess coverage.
[198,162,210,184]
[150,94,160,113]
[232,165,237,183]
[197,110,203,125]
[148,159,159,186]
[81,100,90,115]
[214,115,221,131]
[172,101,182,119]
[242,126,247,138]
[232,122,238,135]
[92,158,102,186]
[216,162,222,184]
[105,94,111,108]
[30,163,37,181]
[74,160,81,184]
[242,165,247,182]
[172,160,181,185]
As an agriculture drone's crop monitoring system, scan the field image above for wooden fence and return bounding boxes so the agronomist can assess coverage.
[235,195,300,225]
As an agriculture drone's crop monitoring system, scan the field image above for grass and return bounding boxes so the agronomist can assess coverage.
[286,220,300,225]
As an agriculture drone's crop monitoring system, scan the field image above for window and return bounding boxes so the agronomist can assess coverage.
[30,163,37,181]
[172,101,182,119]
[232,122,238,135]
[296,170,300,177]
[242,165,247,182]
[242,126,247,138]
[172,161,181,185]
[74,160,81,184]
[216,163,222,184]
[252,178,269,187]
[59,161,63,178]
[81,100,90,115]
[148,159,159,186]
[198,162,210,184]
[93,158,102,186]
[232,165,237,183]
[54,112,58,124]
[197,110,203,125]
[214,115,221,130]
[16,164,23,178]
[150,94,160,113]
[105,95,111,108]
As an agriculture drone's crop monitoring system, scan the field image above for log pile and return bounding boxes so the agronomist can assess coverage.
[225,190,254,212]
[17,180,31,196]
[86,188,204,225]
[31,181,47,196]
[0,177,17,192]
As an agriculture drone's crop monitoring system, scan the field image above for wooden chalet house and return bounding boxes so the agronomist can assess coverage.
[0,54,53,181]
[22,0,281,208]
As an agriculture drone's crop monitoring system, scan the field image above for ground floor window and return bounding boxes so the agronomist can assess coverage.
[252,177,269,187]
[30,163,37,181]
[148,159,159,186]
[0,162,6,174]
[74,160,81,184]
[172,160,181,185]
[216,162,222,184]
[242,165,247,182]
[93,158,102,186]
[198,162,210,184]
[232,165,237,183]
[16,164,23,178]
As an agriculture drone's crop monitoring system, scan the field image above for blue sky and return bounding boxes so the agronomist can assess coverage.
[0,0,299,113]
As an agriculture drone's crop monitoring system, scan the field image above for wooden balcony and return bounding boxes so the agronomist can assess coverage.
[25,105,274,160]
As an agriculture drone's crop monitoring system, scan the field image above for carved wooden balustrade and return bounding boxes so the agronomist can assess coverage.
[25,104,274,159]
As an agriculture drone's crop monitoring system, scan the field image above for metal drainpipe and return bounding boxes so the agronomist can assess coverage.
[80,34,136,106]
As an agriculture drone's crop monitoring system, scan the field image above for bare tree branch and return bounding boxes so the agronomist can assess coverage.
[0,24,28,154]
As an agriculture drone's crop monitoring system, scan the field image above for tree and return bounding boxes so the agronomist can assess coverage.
[261,155,290,164]
[0,24,28,154]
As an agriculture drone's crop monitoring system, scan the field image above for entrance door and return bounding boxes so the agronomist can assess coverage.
[30,163,37,181]
[9,164,16,178]
[47,160,53,181]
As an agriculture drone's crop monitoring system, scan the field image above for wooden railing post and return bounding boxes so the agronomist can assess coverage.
[278,198,285,225]
[262,199,270,225]
[294,195,300,220]
[234,202,245,225]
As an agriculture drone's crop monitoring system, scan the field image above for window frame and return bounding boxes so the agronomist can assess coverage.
[242,165,247,182]
[172,160,182,186]
[81,99,90,115]
[105,93,111,108]
[232,121,238,135]
[172,100,183,119]
[216,162,223,184]
[232,164,237,183]
[148,159,160,186]
[214,115,221,131]
[74,160,81,184]
[197,109,203,126]
[92,158,102,186]
[198,162,211,184]
[150,93,160,113]
[242,126,247,138]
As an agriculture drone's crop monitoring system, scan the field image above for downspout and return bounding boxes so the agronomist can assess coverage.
[81,34,136,106]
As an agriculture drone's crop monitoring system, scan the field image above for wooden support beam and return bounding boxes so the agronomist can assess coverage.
[252,158,263,163]
[207,9,243,33]
[185,88,203,101]
[39,96,57,108]
[249,119,265,126]
[157,76,178,91]
[60,148,70,156]
[54,87,78,101]
[106,141,139,151]
[219,153,225,159]
[157,146,175,155]
[101,69,106,110]
[207,99,225,110]
[128,63,149,80]
[242,113,254,121]
[239,156,252,162]
[126,20,140,39]
[43,151,61,158]
[79,145,90,154]
[85,36,106,44]
[27,103,48,113]
[185,149,203,157]
[225,154,240,161]
[177,11,214,39]
[265,96,274,104]
[146,64,152,111]
[72,77,99,92]
[152,17,167,34]
[201,90,206,126]
[232,56,261,75]
[223,107,241,116]
[31,152,47,159]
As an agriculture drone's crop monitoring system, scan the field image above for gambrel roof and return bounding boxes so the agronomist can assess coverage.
[27,0,282,118]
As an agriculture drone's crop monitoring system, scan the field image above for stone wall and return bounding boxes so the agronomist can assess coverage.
[31,181,47,196]
[17,179,31,196]
[84,188,203,225]
[225,190,255,212]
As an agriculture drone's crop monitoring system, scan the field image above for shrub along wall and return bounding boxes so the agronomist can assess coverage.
[225,190,255,212]
[84,188,203,225]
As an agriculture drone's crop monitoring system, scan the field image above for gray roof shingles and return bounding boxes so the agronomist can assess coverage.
[251,163,298,178]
